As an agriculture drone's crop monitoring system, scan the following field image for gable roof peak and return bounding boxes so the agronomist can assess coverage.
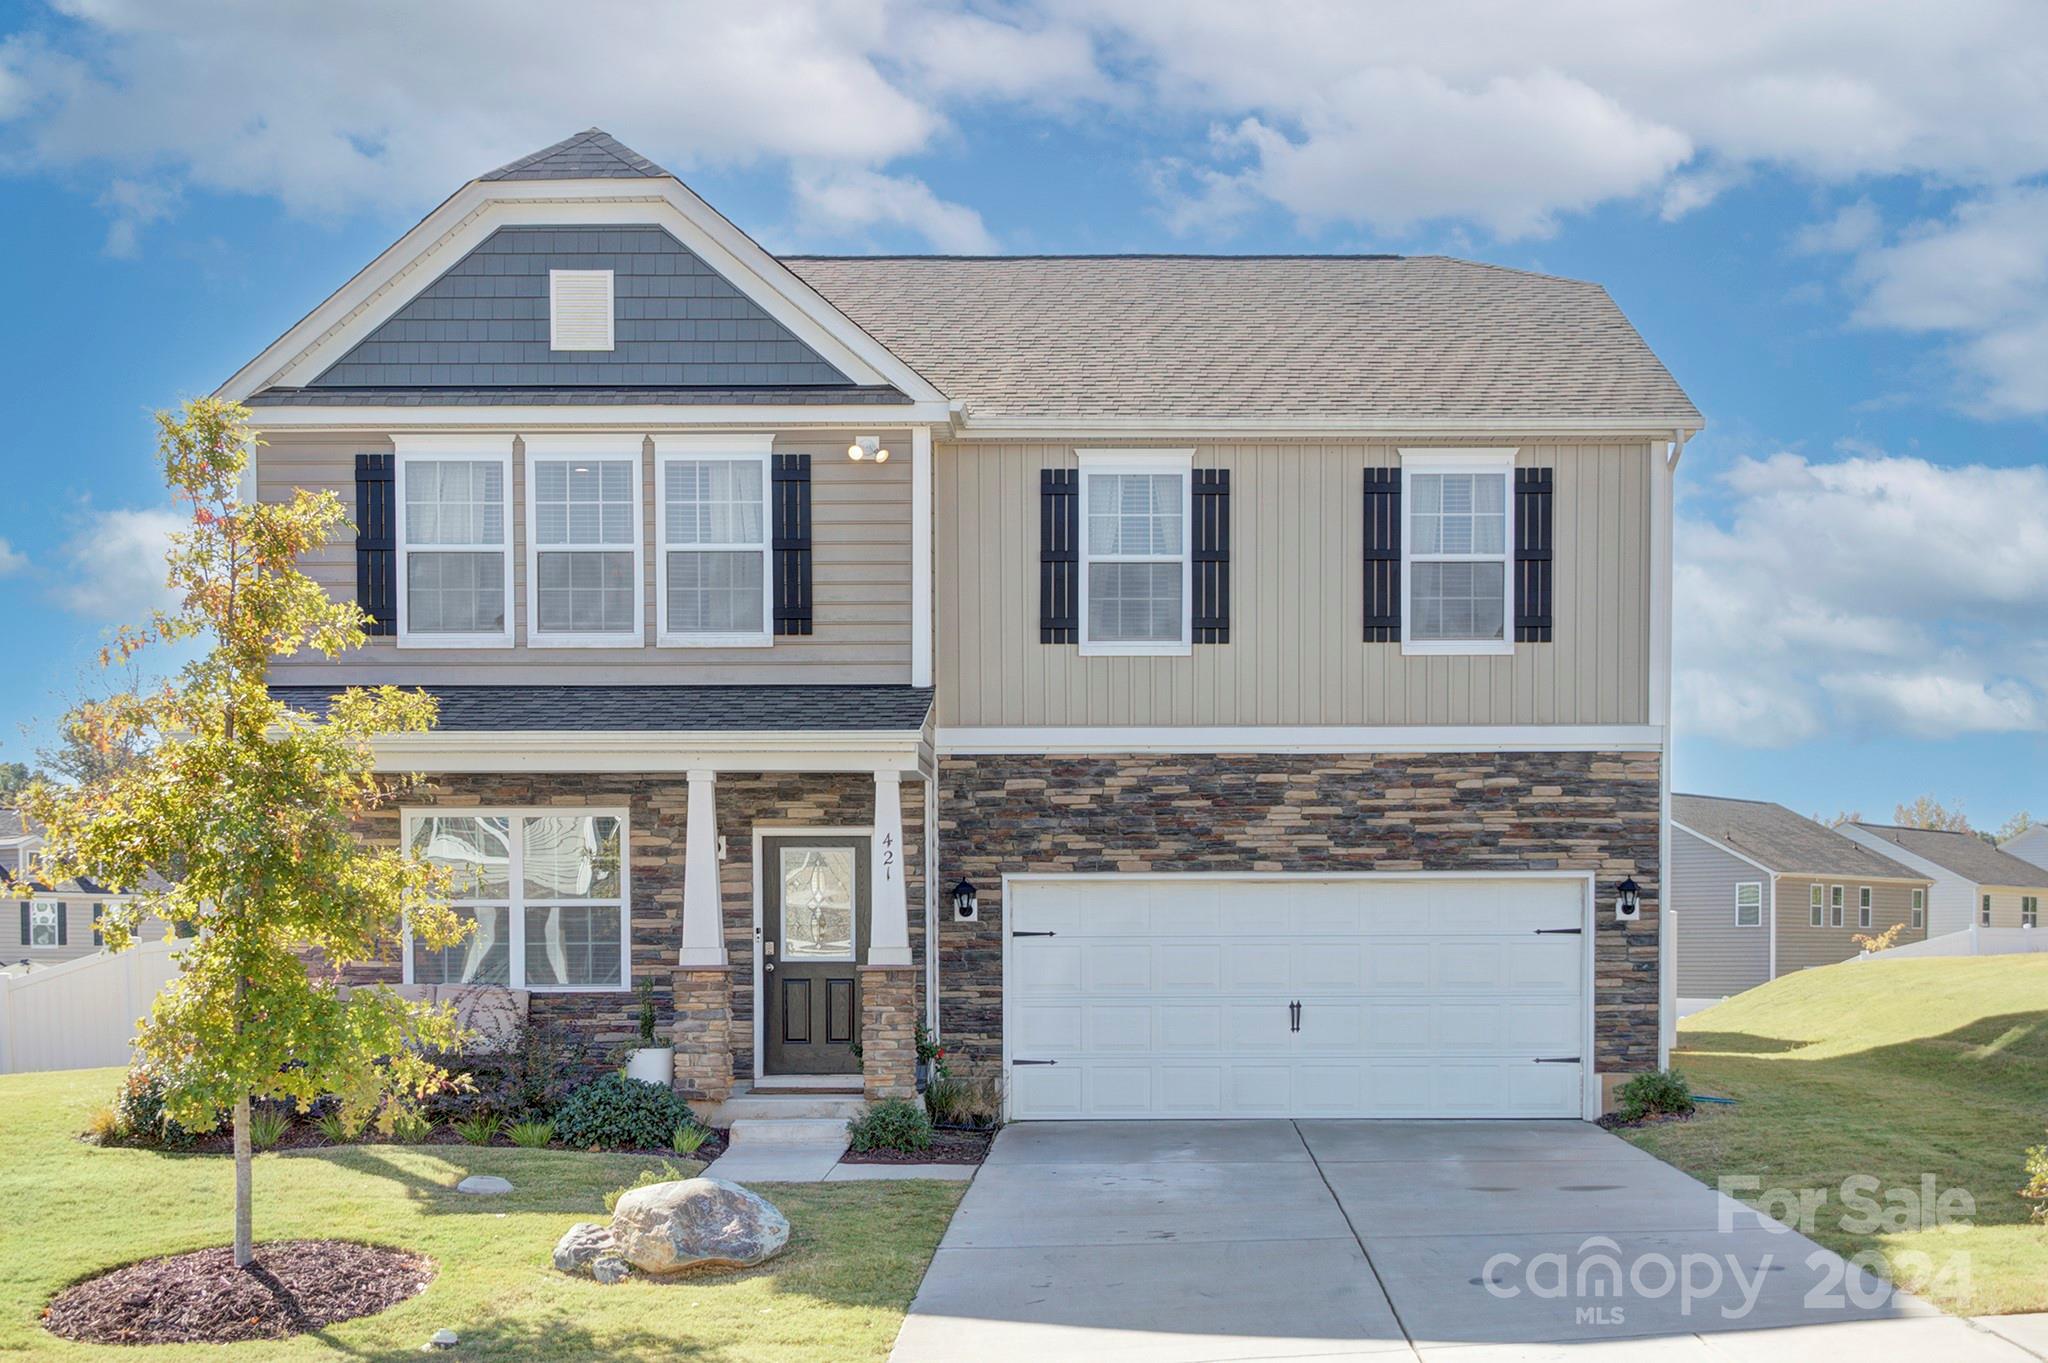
[480,128,671,183]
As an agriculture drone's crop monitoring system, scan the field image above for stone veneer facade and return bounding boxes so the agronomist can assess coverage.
[347,771,927,1088]
[934,750,1664,1076]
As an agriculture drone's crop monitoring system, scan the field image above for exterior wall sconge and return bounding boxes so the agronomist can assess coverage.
[1615,876,1642,922]
[951,876,979,922]
[847,436,889,463]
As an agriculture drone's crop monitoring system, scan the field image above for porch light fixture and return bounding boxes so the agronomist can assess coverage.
[847,436,889,463]
[1615,876,1642,922]
[950,876,979,922]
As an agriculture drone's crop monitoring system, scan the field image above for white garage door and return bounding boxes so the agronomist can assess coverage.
[1006,876,1589,1120]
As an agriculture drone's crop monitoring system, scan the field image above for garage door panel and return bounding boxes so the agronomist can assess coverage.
[1509,939,1583,989]
[1086,1064,1156,1115]
[1160,1066,1224,1113]
[1014,1003,1084,1051]
[1227,1065,1293,1113]
[1225,1002,1298,1051]
[1087,1005,1155,1051]
[1366,943,1434,988]
[1016,943,1084,992]
[1157,943,1223,990]
[1082,945,1154,991]
[1225,943,1291,990]
[1155,1004,1221,1051]
[1297,943,1365,990]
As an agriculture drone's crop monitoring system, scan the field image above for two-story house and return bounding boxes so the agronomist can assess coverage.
[233,130,1699,1121]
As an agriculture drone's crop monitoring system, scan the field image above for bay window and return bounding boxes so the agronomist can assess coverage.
[1077,449,1192,655]
[405,809,628,991]
[657,436,771,646]
[1401,448,1515,655]
[524,435,644,645]
[397,436,513,647]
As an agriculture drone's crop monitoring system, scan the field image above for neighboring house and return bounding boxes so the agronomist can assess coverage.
[0,811,176,969]
[1840,822,2048,942]
[228,129,1700,1121]
[1669,795,1931,1011]
[2001,821,2048,872]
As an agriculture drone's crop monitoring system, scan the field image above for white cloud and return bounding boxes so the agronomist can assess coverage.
[0,537,24,576]
[53,506,182,621]
[1676,449,2048,747]
[790,166,996,253]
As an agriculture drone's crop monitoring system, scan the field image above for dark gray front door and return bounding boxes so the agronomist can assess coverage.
[763,835,871,1076]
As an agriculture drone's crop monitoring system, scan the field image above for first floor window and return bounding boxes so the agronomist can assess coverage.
[400,445,511,644]
[1830,885,1845,928]
[660,447,768,643]
[1079,454,1190,653]
[1982,894,1993,926]
[405,810,628,990]
[1403,450,1513,654]
[1858,886,1873,929]
[527,438,642,643]
[2025,896,2039,929]
[1735,882,1762,927]
[26,900,59,947]
[1911,889,1925,929]
[1809,884,1824,927]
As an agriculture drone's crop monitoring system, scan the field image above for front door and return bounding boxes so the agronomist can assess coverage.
[762,835,871,1076]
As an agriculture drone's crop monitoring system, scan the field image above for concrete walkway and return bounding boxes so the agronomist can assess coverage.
[706,1145,976,1183]
[890,1119,2038,1362]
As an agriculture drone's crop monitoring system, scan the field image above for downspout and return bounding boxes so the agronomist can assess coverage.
[1767,872,1779,980]
[1654,429,1689,1070]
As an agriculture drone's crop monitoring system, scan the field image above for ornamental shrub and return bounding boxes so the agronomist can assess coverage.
[554,1073,697,1151]
[1616,1067,1696,1124]
[847,1097,933,1153]
[115,1062,217,1148]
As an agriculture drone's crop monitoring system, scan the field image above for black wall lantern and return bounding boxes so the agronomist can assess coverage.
[1615,876,1642,922]
[951,876,979,922]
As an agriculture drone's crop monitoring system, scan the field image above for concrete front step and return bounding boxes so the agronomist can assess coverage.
[703,1092,867,1127]
[726,1116,854,1149]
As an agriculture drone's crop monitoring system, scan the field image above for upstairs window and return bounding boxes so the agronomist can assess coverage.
[1735,882,1762,928]
[1078,450,1191,655]
[397,438,513,647]
[1809,884,1824,927]
[658,438,771,646]
[27,900,59,947]
[1830,885,1845,928]
[1911,888,1925,929]
[1858,886,1873,929]
[525,436,643,646]
[1402,449,1514,656]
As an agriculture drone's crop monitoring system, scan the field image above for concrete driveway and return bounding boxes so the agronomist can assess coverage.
[890,1119,2031,1362]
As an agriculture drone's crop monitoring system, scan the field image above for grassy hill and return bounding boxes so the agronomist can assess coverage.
[1625,956,2048,1314]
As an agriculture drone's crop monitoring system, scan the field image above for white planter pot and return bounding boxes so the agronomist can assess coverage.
[626,1047,674,1086]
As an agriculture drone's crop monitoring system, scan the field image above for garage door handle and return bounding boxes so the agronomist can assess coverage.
[1533,927,1583,935]
[1012,930,1057,938]
[1012,1059,1058,1066]
[1532,1056,1582,1064]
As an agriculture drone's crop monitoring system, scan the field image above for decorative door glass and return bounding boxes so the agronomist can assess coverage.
[779,847,856,960]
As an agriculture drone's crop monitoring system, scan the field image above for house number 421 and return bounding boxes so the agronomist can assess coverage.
[880,832,896,882]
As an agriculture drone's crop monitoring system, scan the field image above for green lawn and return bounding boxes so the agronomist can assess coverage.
[1623,956,2048,1315]
[0,1068,964,1362]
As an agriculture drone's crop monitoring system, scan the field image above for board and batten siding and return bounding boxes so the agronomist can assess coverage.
[935,439,1652,728]
[1774,877,1928,973]
[1671,827,1770,999]
[258,430,912,686]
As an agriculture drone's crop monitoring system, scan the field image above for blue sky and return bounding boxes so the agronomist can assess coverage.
[1,1,2045,829]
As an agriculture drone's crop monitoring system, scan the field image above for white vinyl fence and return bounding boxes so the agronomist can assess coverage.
[1857,926,2048,962]
[0,939,184,1074]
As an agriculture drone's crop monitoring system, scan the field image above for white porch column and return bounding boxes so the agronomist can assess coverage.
[869,770,913,966]
[678,768,726,967]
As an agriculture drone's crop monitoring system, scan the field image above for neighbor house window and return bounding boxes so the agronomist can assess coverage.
[1736,882,1762,928]
[26,900,59,947]
[1911,889,1925,929]
[397,437,513,647]
[1830,885,1845,928]
[1077,449,1191,655]
[404,810,628,991]
[524,436,643,646]
[1809,884,1824,927]
[2025,896,2039,929]
[1401,448,1514,655]
[658,438,771,646]
[1982,894,1993,926]
[1858,886,1873,929]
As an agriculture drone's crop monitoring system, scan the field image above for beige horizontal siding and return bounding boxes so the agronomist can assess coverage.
[259,430,912,686]
[1775,877,1929,974]
[935,439,1651,727]
[1671,828,1769,998]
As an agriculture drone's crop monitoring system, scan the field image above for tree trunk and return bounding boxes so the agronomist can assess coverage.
[233,1095,253,1267]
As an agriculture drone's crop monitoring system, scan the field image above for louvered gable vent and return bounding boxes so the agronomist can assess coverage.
[549,269,615,351]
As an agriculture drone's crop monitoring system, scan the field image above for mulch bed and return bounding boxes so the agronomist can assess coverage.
[102,1121,730,1161]
[44,1240,433,1345]
[841,1127,993,1165]
[1596,1109,1697,1132]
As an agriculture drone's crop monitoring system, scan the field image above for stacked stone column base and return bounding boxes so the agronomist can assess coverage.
[859,965,919,1102]
[672,968,734,1105]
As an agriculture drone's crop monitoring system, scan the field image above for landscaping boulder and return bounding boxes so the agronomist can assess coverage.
[609,1177,789,1276]
[457,1175,512,1196]
[552,1222,630,1284]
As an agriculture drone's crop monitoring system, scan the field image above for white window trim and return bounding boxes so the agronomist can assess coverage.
[1858,885,1873,929]
[1398,447,1517,657]
[521,434,646,648]
[1075,448,1194,657]
[394,434,516,649]
[1735,880,1763,928]
[655,434,775,649]
[1830,884,1845,928]
[548,269,615,352]
[400,807,632,994]
[1809,883,1824,927]
[27,898,60,949]
[1982,894,1993,926]
[2023,895,2038,929]
[1911,888,1925,929]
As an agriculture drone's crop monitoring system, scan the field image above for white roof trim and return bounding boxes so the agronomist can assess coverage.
[248,403,953,430]
[951,415,1704,440]
[217,179,947,406]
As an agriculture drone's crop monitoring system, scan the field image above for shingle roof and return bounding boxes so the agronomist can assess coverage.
[1672,795,1925,880]
[481,128,670,182]
[786,254,1702,424]
[1846,823,2048,889]
[269,685,933,733]
[0,810,25,840]
[245,385,909,408]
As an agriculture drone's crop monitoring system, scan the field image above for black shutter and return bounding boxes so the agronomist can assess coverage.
[1193,469,1230,644]
[1363,468,1402,641]
[1039,469,1078,643]
[92,904,104,948]
[1514,467,1554,643]
[772,454,813,635]
[355,453,397,636]
[55,902,66,947]
[17,900,26,946]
